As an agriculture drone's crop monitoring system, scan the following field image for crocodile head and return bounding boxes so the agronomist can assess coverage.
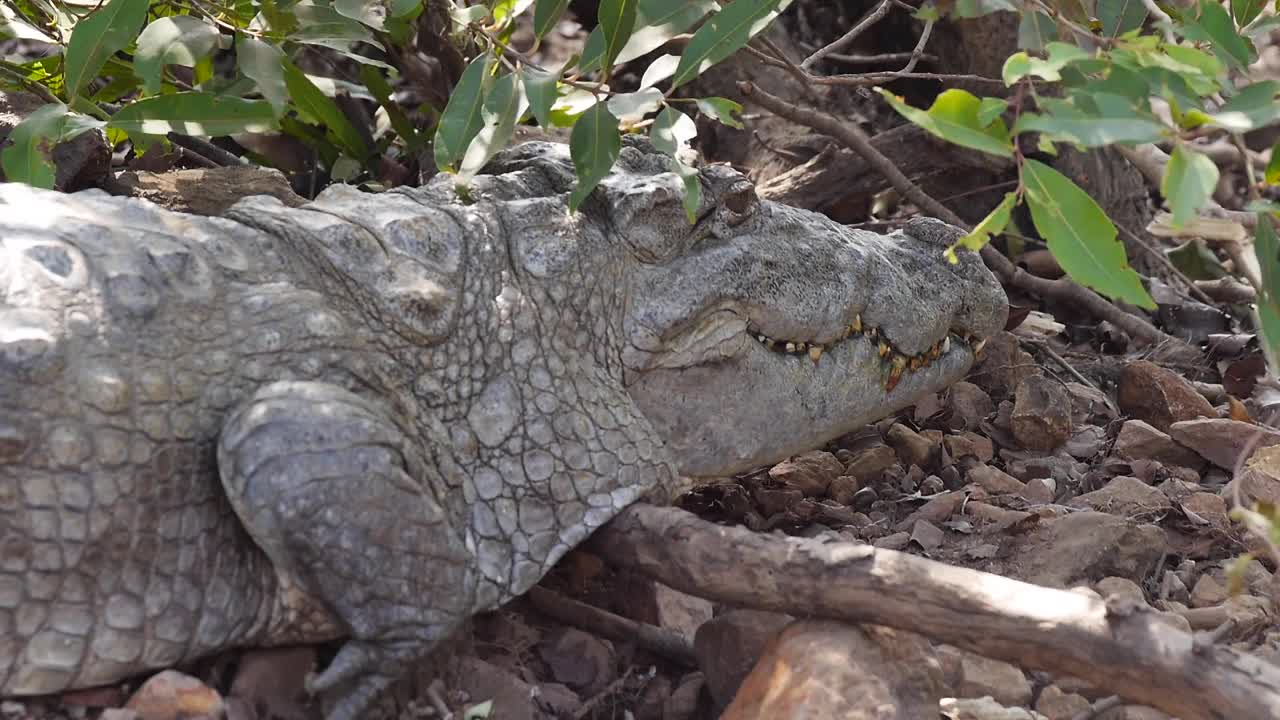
[482,139,1007,479]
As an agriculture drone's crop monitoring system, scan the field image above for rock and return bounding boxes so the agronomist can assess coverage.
[1021,477,1055,503]
[1112,420,1205,470]
[1064,425,1107,459]
[537,627,616,695]
[1011,376,1073,450]
[875,531,912,550]
[844,445,900,486]
[1189,573,1230,607]
[1118,361,1215,432]
[1098,706,1174,720]
[535,682,582,718]
[968,332,1041,401]
[1179,492,1230,532]
[887,423,937,470]
[651,583,714,644]
[940,697,1048,719]
[1066,382,1116,426]
[1068,476,1172,517]
[1094,577,1146,604]
[768,450,843,497]
[456,657,538,720]
[1169,418,1280,469]
[0,90,111,191]
[1236,443,1280,504]
[829,475,861,505]
[228,646,316,720]
[107,165,307,216]
[694,610,793,709]
[663,673,705,720]
[953,651,1032,706]
[946,381,995,430]
[895,490,966,532]
[751,482,803,517]
[99,710,140,720]
[1035,685,1091,720]
[910,519,945,552]
[1008,511,1165,588]
[721,621,944,720]
[967,464,1026,494]
[124,670,224,720]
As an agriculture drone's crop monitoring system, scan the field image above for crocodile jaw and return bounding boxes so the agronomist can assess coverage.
[622,203,1007,478]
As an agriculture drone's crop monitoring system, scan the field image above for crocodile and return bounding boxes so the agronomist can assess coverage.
[0,137,1007,718]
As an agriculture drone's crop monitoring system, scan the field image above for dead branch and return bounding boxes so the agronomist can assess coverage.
[526,586,697,667]
[593,504,1280,720]
[734,80,1198,360]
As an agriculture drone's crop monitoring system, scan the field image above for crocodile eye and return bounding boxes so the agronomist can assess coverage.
[723,182,756,216]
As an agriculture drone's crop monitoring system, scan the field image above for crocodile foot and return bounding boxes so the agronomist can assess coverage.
[217,381,475,720]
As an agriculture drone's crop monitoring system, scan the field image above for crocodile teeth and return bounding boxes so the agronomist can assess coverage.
[808,345,823,362]
[942,336,951,354]
[851,314,862,333]
[795,341,808,352]
[765,338,776,350]
[878,341,890,358]
[973,338,988,355]
[785,341,797,353]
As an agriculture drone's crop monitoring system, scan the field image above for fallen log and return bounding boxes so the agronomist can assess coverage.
[592,504,1280,720]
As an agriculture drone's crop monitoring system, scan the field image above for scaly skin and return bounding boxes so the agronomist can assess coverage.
[0,138,1007,718]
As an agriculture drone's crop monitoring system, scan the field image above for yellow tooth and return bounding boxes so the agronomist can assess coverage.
[808,345,823,362]
[796,342,807,352]
[785,342,796,353]
[929,343,941,360]
[886,359,905,391]
[942,336,951,354]
[868,327,878,339]
[974,338,987,355]
[765,338,777,350]
[851,314,862,332]
[910,356,922,370]
[756,334,767,343]
[878,341,889,358]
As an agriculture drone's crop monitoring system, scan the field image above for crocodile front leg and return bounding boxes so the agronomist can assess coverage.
[216,381,475,720]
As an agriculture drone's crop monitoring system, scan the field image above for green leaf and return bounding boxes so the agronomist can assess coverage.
[457,71,527,186]
[533,0,569,39]
[0,103,104,188]
[578,0,716,73]
[63,0,148,100]
[649,106,700,221]
[360,64,421,150]
[671,0,791,90]
[1177,0,1255,70]
[639,53,680,89]
[1266,141,1280,186]
[106,92,277,137]
[1012,113,1166,146]
[1161,143,1219,228]
[521,65,559,128]
[597,0,640,73]
[1097,0,1147,36]
[134,16,221,96]
[1208,80,1280,131]
[1016,10,1055,51]
[237,35,289,115]
[607,87,663,125]
[948,192,1016,261]
[1165,238,1227,280]
[548,87,598,126]
[977,98,1008,126]
[281,3,378,46]
[433,52,494,173]
[1021,158,1155,309]
[334,0,390,29]
[1231,0,1267,30]
[568,100,621,212]
[1254,215,1280,373]
[0,3,56,42]
[282,59,370,161]
[876,87,1014,158]
[1001,42,1091,84]
[696,96,744,128]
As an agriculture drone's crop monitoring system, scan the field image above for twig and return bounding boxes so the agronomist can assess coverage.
[1028,339,1120,416]
[809,71,1007,87]
[571,667,637,720]
[166,132,246,167]
[825,51,936,65]
[592,504,1280,720]
[1115,221,1216,305]
[526,586,697,667]
[1071,695,1125,720]
[734,80,1196,357]
[801,0,895,70]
